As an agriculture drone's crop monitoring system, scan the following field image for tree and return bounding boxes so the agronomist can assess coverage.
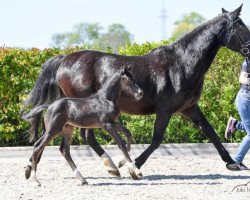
[95,24,133,50]
[51,23,102,48]
[51,23,133,50]
[171,12,206,39]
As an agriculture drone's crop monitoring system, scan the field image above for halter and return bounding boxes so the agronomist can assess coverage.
[225,16,250,57]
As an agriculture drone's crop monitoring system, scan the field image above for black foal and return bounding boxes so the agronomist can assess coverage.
[24,67,143,186]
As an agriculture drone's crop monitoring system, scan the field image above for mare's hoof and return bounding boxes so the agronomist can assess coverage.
[226,163,241,171]
[128,168,143,180]
[137,172,143,178]
[108,169,121,177]
[25,165,32,179]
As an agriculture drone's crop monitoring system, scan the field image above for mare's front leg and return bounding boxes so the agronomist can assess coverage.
[134,110,172,169]
[80,128,120,177]
[102,122,142,180]
[181,104,239,170]
[60,126,87,185]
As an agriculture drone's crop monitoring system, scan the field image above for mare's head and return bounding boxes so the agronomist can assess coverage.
[219,4,250,57]
[120,66,143,101]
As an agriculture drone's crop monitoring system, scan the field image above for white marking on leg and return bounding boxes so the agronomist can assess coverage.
[100,153,120,177]
[74,169,87,185]
[127,162,142,177]
[29,171,41,186]
[119,157,127,167]
[101,153,118,171]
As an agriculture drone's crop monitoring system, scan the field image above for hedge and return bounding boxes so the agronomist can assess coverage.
[0,41,245,147]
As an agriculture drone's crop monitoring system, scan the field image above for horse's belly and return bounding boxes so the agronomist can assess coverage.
[119,97,155,115]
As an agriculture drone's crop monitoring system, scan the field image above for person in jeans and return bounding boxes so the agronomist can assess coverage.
[225,59,250,170]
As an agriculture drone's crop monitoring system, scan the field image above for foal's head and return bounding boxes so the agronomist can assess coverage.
[120,67,143,101]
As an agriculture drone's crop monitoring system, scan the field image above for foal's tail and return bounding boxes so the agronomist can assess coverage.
[22,105,49,121]
[22,55,65,142]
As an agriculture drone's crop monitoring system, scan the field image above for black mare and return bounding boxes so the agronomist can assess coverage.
[23,5,250,176]
[23,68,143,186]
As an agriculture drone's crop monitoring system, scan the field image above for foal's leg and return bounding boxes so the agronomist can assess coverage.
[181,104,238,170]
[29,114,66,186]
[29,131,57,186]
[25,133,45,179]
[60,126,87,185]
[103,122,142,180]
[25,127,46,179]
[114,122,132,151]
[80,128,120,177]
[113,122,133,168]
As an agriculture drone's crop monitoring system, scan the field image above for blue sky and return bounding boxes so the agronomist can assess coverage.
[0,0,249,49]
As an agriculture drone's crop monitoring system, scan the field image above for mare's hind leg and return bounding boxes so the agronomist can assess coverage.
[60,126,87,185]
[80,128,120,177]
[102,122,142,180]
[181,104,238,170]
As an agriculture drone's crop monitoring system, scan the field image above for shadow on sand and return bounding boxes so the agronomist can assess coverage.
[87,174,250,186]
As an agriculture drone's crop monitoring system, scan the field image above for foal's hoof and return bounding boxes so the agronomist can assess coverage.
[128,168,143,180]
[118,160,125,168]
[29,172,41,186]
[226,163,241,171]
[108,169,121,177]
[81,180,88,185]
[33,181,41,187]
[25,165,32,179]
[118,157,127,168]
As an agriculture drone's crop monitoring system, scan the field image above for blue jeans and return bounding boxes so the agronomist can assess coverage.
[235,89,250,163]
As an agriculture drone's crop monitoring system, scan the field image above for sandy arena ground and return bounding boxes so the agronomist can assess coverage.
[0,153,250,200]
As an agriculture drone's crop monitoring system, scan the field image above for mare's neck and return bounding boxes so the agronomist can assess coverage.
[173,15,228,75]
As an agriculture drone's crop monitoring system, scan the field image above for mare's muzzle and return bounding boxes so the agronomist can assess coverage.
[135,89,143,100]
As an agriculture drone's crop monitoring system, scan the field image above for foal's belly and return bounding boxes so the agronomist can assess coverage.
[68,118,103,129]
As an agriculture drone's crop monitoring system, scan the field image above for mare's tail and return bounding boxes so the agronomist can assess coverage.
[22,55,65,141]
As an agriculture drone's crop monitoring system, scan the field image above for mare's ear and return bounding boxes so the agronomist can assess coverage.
[222,8,228,13]
[231,4,243,19]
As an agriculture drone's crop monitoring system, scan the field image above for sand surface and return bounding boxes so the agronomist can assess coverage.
[1,154,250,200]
